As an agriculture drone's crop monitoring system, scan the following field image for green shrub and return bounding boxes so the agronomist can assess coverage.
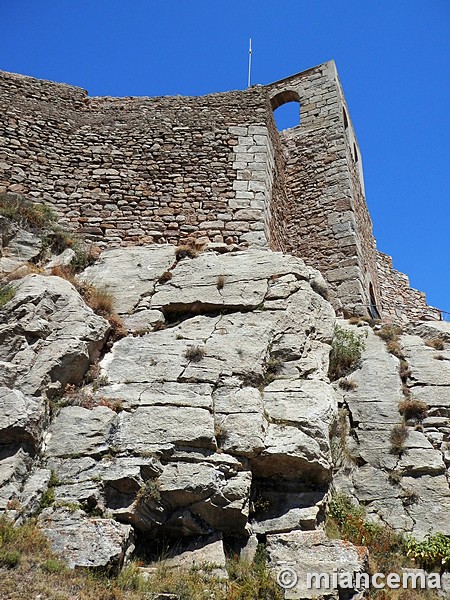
[405,533,450,571]
[0,550,21,568]
[41,557,67,573]
[0,284,15,307]
[328,326,366,381]
[326,494,405,574]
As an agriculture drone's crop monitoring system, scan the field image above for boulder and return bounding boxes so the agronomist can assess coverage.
[79,246,175,315]
[266,530,368,599]
[40,508,135,570]
[0,274,109,397]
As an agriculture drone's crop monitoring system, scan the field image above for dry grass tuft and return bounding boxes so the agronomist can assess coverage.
[216,274,225,290]
[338,377,358,391]
[399,398,428,422]
[175,244,198,261]
[376,324,403,343]
[85,287,114,316]
[425,337,445,351]
[399,359,411,382]
[390,423,409,455]
[158,271,173,284]
[184,345,206,362]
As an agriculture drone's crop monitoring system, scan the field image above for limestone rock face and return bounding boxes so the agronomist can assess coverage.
[0,246,337,569]
[2,245,450,577]
[0,216,42,276]
[333,321,450,540]
[39,508,135,570]
[0,273,110,524]
[267,530,368,599]
[0,274,110,397]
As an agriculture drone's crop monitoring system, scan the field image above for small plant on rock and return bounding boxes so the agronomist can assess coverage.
[376,324,403,343]
[390,423,409,455]
[175,244,198,261]
[338,377,357,391]
[158,271,173,284]
[85,287,114,316]
[264,355,284,384]
[328,325,366,381]
[0,284,15,308]
[426,337,445,351]
[216,274,225,290]
[136,479,161,504]
[184,345,206,362]
[399,398,428,422]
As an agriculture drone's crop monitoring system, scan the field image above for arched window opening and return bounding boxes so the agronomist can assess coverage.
[270,90,301,131]
[353,143,359,163]
[343,108,349,129]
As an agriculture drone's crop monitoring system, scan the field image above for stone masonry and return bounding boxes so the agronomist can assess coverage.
[0,61,440,321]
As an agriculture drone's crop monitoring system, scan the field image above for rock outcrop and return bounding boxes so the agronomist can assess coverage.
[0,242,449,598]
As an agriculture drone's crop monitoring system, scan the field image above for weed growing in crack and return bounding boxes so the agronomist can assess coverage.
[338,377,358,391]
[390,423,409,455]
[426,337,445,351]
[184,345,206,362]
[399,398,428,422]
[328,326,365,381]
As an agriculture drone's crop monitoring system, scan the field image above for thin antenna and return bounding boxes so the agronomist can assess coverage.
[247,38,252,88]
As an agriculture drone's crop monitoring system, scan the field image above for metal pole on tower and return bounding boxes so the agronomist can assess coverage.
[247,38,252,88]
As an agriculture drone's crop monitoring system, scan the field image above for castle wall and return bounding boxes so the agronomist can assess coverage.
[0,66,438,321]
[0,70,275,248]
[377,251,441,322]
[267,62,382,316]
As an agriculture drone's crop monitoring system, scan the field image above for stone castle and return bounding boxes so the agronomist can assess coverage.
[0,60,440,321]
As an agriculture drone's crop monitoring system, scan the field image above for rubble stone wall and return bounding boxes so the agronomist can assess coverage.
[0,64,437,320]
[377,251,441,322]
[267,62,381,315]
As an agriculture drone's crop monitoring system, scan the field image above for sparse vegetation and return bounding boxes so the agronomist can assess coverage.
[158,270,173,284]
[399,359,411,382]
[54,384,123,413]
[136,479,161,504]
[0,192,56,229]
[338,377,358,391]
[216,274,225,290]
[175,244,198,261]
[184,345,206,362]
[390,423,409,455]
[326,494,405,573]
[326,495,445,598]
[376,324,403,343]
[330,407,359,465]
[38,472,59,511]
[85,286,115,316]
[0,284,15,307]
[328,325,366,381]
[426,337,445,351]
[240,371,263,388]
[399,398,428,422]
[264,355,284,384]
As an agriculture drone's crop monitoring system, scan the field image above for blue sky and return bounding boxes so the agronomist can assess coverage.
[1,1,449,313]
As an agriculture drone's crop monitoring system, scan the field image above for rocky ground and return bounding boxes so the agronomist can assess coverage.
[1,216,449,599]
